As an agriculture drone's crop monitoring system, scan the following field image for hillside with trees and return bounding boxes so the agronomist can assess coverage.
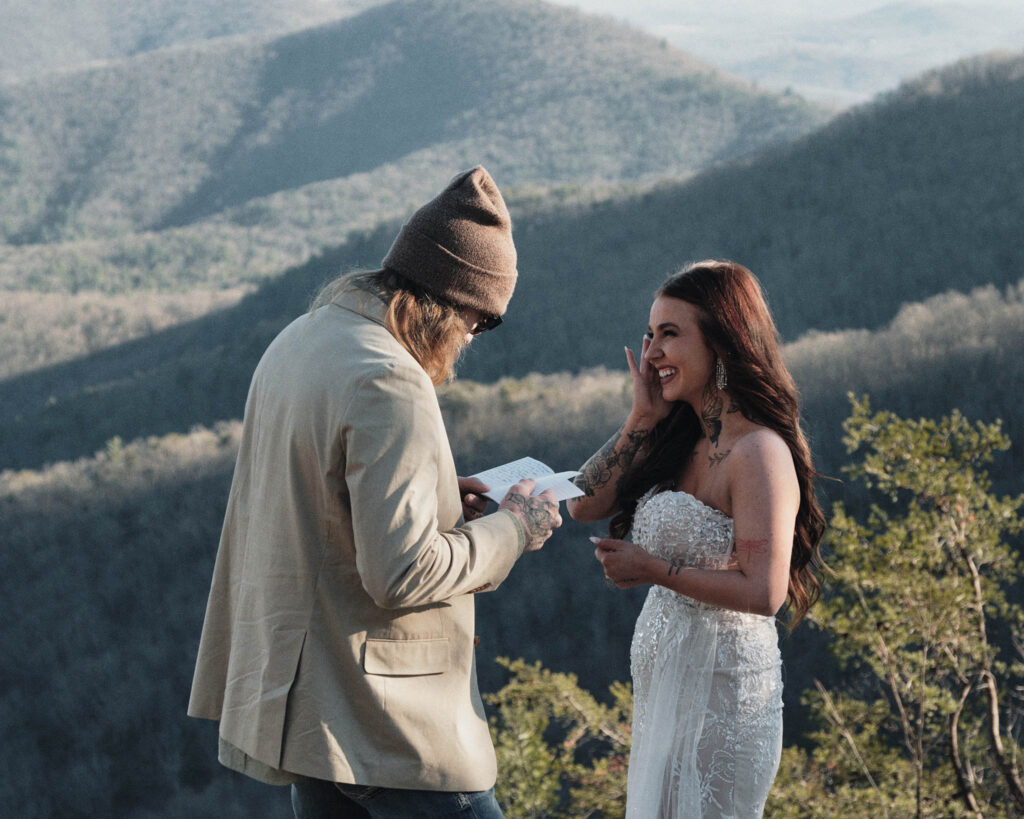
[0,0,826,298]
[1,50,1021,471]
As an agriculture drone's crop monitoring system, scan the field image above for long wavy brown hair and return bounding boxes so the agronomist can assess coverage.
[312,269,469,385]
[610,260,826,626]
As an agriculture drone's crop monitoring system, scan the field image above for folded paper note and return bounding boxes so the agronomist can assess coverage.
[471,456,584,503]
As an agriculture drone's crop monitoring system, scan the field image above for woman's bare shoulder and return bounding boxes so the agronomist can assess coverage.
[729,425,795,480]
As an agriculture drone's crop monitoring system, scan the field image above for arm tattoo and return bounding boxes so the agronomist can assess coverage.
[734,537,770,555]
[574,426,650,497]
[667,558,685,576]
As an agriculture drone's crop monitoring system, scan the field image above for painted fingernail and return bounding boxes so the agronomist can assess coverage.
[589,536,601,543]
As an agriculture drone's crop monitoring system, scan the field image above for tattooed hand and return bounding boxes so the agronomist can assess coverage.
[499,478,563,552]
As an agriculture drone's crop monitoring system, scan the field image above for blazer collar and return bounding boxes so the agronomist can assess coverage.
[330,276,388,327]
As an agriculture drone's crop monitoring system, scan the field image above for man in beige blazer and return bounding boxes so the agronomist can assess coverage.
[188,167,562,817]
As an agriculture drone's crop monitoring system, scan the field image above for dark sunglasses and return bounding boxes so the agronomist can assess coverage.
[470,313,503,335]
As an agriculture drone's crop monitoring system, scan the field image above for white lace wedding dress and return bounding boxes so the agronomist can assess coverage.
[626,488,783,818]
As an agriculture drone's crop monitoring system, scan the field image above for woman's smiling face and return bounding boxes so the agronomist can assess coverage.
[643,295,716,406]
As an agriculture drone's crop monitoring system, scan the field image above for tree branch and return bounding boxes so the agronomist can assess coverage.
[949,679,984,817]
[961,544,1024,810]
[814,679,890,819]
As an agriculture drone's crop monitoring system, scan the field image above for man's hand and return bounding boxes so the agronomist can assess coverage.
[498,478,562,551]
[457,476,490,521]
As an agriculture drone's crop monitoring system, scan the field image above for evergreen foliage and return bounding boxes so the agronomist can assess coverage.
[483,400,1024,817]
[486,658,631,818]
[768,397,1024,816]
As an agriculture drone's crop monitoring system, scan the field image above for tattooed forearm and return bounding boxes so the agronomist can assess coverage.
[573,426,651,497]
[667,558,686,576]
[573,436,617,496]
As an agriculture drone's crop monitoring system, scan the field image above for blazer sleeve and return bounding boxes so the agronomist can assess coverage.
[342,361,526,610]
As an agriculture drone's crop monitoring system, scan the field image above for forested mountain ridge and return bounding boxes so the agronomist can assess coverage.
[0,0,828,293]
[2,49,1020,471]
[498,49,1024,346]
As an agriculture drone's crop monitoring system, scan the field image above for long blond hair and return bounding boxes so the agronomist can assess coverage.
[312,270,468,385]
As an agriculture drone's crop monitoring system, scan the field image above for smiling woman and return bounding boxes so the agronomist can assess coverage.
[568,259,826,817]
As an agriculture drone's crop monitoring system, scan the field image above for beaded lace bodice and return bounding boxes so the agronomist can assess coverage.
[626,488,783,818]
[632,488,735,576]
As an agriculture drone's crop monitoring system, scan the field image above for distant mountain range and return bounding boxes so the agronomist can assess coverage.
[8,0,1020,109]
[1,49,1021,471]
[578,0,1024,106]
[0,0,828,297]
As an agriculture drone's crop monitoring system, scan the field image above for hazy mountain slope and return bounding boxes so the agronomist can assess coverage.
[0,0,375,82]
[0,0,827,251]
[0,288,251,380]
[1,51,1020,471]
[498,50,1024,347]
[719,1,1024,105]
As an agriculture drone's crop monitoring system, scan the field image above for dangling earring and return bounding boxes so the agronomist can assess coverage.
[715,358,727,391]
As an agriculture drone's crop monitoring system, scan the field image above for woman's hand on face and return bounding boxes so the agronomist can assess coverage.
[626,336,672,426]
[590,536,652,588]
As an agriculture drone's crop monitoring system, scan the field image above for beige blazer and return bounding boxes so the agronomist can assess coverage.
[188,279,526,791]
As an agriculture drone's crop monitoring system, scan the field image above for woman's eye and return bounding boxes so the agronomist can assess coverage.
[644,331,653,340]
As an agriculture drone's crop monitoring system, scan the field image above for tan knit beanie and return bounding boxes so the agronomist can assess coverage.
[381,166,518,316]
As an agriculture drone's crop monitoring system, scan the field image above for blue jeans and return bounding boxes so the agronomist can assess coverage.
[291,777,504,818]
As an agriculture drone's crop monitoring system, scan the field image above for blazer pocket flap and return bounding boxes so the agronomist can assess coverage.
[363,637,450,676]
